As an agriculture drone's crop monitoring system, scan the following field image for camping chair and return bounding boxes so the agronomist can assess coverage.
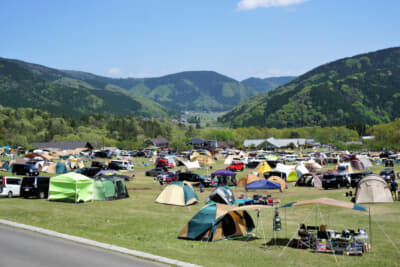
[297,224,315,249]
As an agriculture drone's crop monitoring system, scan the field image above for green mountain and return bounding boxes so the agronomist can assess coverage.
[241,76,296,93]
[80,71,257,112]
[219,47,400,128]
[0,58,177,118]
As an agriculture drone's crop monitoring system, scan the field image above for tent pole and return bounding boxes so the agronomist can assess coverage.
[369,207,372,250]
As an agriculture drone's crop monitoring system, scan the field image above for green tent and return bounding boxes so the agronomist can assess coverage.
[56,162,68,174]
[49,172,93,203]
[94,175,129,200]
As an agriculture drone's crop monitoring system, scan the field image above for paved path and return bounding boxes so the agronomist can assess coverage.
[0,224,166,267]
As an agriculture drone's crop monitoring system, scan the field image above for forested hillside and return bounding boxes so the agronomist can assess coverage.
[220,47,400,128]
[0,58,177,118]
[241,76,296,93]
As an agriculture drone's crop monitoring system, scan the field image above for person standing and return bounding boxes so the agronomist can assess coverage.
[391,179,398,200]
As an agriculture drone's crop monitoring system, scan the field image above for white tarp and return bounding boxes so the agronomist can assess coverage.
[182,160,200,169]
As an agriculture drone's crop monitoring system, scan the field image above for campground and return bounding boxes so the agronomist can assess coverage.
[1,159,400,267]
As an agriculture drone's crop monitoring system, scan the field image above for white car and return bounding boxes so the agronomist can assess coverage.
[109,160,134,170]
[0,176,21,198]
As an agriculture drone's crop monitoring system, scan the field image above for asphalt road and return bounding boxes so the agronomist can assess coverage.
[0,224,167,267]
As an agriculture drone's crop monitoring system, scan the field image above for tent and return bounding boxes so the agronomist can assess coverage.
[211,169,237,186]
[303,160,322,171]
[359,157,373,168]
[156,181,198,206]
[48,172,93,203]
[296,173,323,188]
[93,178,117,201]
[245,179,281,191]
[206,186,235,205]
[178,203,271,241]
[255,161,272,175]
[355,175,393,203]
[274,163,298,182]
[267,176,287,191]
[237,173,263,187]
[351,159,365,170]
[56,162,68,173]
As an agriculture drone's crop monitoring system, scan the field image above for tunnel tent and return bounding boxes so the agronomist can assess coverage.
[355,175,393,203]
[48,172,93,203]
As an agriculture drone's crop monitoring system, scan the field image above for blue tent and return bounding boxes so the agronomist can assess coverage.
[56,162,68,174]
[245,179,281,191]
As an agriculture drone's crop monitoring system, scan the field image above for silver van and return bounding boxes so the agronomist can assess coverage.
[0,176,22,198]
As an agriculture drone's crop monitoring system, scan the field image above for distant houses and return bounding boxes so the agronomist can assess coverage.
[243,137,320,150]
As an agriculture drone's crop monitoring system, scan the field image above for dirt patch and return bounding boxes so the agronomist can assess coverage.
[128,187,152,191]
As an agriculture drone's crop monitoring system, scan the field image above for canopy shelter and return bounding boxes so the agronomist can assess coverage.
[206,186,235,205]
[48,172,93,203]
[178,203,272,241]
[211,169,237,186]
[245,179,281,191]
[280,197,367,212]
[156,181,198,206]
[355,175,393,203]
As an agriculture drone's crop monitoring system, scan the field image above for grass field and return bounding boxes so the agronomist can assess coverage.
[1,159,400,266]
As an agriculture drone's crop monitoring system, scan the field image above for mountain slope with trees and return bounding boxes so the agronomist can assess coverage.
[219,47,400,128]
[241,76,296,93]
[0,58,176,118]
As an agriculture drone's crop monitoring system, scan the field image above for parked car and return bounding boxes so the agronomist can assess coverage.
[322,173,350,190]
[349,171,373,188]
[380,169,395,183]
[91,161,108,170]
[11,163,39,176]
[145,167,167,177]
[94,150,112,159]
[0,176,21,198]
[134,151,146,157]
[226,161,244,172]
[178,172,211,187]
[20,176,50,199]
[157,172,178,185]
[246,160,262,169]
[75,167,102,177]
[108,160,134,171]
[155,158,174,168]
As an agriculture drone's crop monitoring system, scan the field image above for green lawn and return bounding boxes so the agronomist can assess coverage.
[0,160,399,267]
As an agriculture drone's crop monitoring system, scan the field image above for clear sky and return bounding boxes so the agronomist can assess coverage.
[1,0,399,80]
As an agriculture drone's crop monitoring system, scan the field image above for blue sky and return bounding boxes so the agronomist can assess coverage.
[1,0,399,80]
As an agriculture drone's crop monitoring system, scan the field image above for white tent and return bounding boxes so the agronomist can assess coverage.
[355,175,393,203]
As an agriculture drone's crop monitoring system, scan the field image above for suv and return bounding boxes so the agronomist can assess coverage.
[380,169,395,183]
[145,167,167,177]
[349,171,373,188]
[178,172,211,187]
[75,167,101,177]
[94,150,112,159]
[226,161,244,172]
[0,176,21,198]
[322,173,350,190]
[156,158,174,168]
[20,176,50,199]
[11,163,39,176]
[108,160,134,171]
[91,161,108,170]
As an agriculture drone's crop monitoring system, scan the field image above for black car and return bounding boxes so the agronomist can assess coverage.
[108,161,125,171]
[322,173,350,189]
[178,172,211,187]
[145,167,167,177]
[75,167,101,178]
[349,171,373,188]
[94,151,112,159]
[20,176,50,199]
[134,151,146,157]
[11,163,39,176]
[91,161,107,170]
[380,169,395,183]
[246,160,262,169]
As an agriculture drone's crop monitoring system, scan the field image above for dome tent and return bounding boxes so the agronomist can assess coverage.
[206,186,235,205]
[355,175,393,203]
[156,181,198,206]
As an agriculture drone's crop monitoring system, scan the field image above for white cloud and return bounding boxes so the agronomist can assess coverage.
[238,0,309,11]
[108,67,122,76]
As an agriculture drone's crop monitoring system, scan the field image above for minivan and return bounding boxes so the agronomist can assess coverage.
[0,176,22,198]
[11,163,39,176]
[20,176,50,199]
[108,160,134,171]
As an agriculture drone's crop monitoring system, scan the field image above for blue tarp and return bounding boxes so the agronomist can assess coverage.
[245,180,281,191]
